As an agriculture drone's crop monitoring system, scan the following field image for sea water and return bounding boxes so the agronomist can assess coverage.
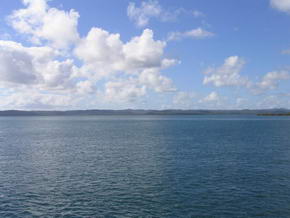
[0,115,290,217]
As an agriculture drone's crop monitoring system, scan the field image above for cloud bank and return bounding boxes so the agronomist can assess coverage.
[0,0,179,109]
[0,0,289,110]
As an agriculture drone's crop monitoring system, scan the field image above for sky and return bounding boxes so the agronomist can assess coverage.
[0,0,290,110]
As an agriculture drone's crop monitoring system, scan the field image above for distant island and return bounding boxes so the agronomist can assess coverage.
[0,109,290,116]
[257,113,290,116]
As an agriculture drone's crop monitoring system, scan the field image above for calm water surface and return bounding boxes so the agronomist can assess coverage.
[0,115,290,217]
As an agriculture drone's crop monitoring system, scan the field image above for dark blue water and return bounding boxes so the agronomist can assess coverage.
[1,115,290,217]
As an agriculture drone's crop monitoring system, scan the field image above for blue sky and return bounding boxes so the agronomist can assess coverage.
[0,0,290,110]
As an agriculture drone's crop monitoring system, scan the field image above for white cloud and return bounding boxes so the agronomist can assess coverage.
[255,71,290,91]
[0,90,76,110]
[168,28,214,41]
[201,91,220,102]
[123,29,169,70]
[197,91,226,109]
[0,41,38,84]
[104,79,146,102]
[0,0,182,109]
[103,68,175,103]
[198,91,228,109]
[76,80,95,95]
[0,40,53,85]
[74,28,175,76]
[0,0,249,109]
[74,28,177,97]
[173,91,196,107]
[8,0,79,48]
[2,15,177,107]
[127,1,200,27]
[127,0,162,27]
[0,40,78,91]
[203,56,251,87]
[39,59,77,89]
[271,0,290,13]
[74,27,124,79]
[203,56,290,95]
[102,67,175,103]
[138,68,176,92]
[256,94,290,109]
[0,26,177,107]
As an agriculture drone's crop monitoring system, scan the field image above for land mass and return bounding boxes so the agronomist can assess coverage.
[0,109,290,116]
[257,113,290,116]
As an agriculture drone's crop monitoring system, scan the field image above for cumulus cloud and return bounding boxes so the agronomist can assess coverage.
[270,0,290,13]
[203,56,290,95]
[0,41,38,84]
[255,71,290,92]
[74,28,177,101]
[103,69,175,103]
[138,68,176,92]
[8,0,79,48]
[203,56,251,87]
[102,68,175,102]
[0,28,176,105]
[74,27,124,79]
[104,79,146,102]
[0,0,179,108]
[75,80,96,95]
[0,40,53,85]
[167,28,214,41]
[123,29,171,70]
[0,40,78,90]
[74,28,175,75]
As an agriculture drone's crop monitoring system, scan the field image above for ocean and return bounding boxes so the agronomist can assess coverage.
[0,115,290,217]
